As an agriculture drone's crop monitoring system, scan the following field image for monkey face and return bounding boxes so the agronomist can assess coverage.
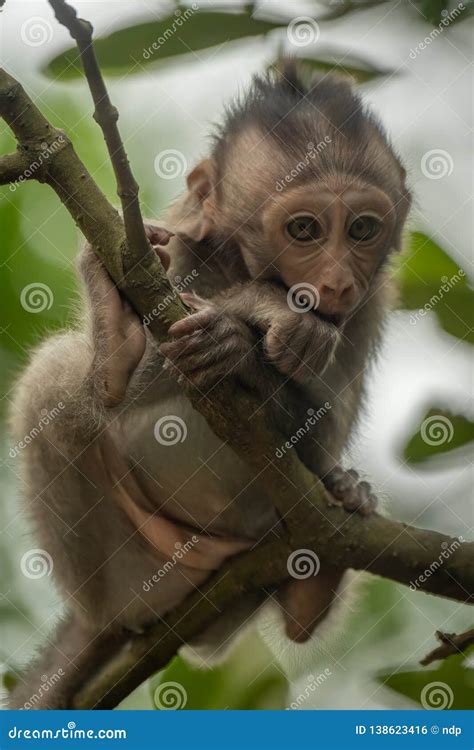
[257,176,398,324]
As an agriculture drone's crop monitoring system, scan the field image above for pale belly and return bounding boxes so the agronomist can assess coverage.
[117,395,279,541]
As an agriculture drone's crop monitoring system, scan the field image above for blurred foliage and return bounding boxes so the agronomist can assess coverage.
[402,407,474,464]
[379,649,474,709]
[44,1,473,81]
[45,8,284,79]
[1,0,472,713]
[270,52,392,84]
[396,232,474,345]
[150,635,287,710]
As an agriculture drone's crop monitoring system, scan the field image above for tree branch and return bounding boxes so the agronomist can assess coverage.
[1,1,472,710]
[420,628,474,666]
[0,149,31,184]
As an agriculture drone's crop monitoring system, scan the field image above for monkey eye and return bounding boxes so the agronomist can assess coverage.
[286,215,322,243]
[348,215,381,242]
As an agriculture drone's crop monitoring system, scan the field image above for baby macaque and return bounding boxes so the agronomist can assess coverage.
[9,64,410,708]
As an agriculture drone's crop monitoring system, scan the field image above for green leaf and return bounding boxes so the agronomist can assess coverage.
[278,52,391,84]
[379,650,474,710]
[417,0,450,24]
[0,191,77,364]
[401,407,474,465]
[149,633,287,710]
[44,8,285,79]
[396,232,474,344]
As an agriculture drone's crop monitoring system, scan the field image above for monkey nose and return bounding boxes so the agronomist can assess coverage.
[318,281,356,314]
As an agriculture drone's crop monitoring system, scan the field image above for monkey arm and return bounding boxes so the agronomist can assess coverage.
[212,281,341,383]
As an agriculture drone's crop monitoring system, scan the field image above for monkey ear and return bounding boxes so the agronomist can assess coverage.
[175,159,217,242]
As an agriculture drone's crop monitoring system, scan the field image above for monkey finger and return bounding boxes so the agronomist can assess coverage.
[179,292,210,311]
[160,331,211,360]
[154,246,171,272]
[144,223,174,246]
[168,308,216,337]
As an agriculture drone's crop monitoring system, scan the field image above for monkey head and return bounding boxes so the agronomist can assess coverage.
[175,65,411,326]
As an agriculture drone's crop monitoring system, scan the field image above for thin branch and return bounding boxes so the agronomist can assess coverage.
[0,149,31,184]
[1,3,472,710]
[420,628,474,666]
[48,0,150,263]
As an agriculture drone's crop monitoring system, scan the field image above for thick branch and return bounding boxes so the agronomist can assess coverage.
[72,520,473,709]
[1,6,472,711]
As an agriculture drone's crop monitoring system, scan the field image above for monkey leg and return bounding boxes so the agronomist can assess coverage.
[7,613,119,709]
[323,466,377,516]
[278,569,347,643]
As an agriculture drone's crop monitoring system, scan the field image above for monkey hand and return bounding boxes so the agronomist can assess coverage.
[159,293,257,391]
[264,311,340,383]
[324,466,377,516]
[79,227,173,407]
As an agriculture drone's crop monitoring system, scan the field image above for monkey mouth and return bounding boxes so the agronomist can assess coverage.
[316,311,345,327]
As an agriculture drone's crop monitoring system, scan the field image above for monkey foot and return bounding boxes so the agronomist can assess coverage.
[324,466,377,516]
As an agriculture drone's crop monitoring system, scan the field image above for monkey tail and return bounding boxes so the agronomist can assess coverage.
[7,614,118,710]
